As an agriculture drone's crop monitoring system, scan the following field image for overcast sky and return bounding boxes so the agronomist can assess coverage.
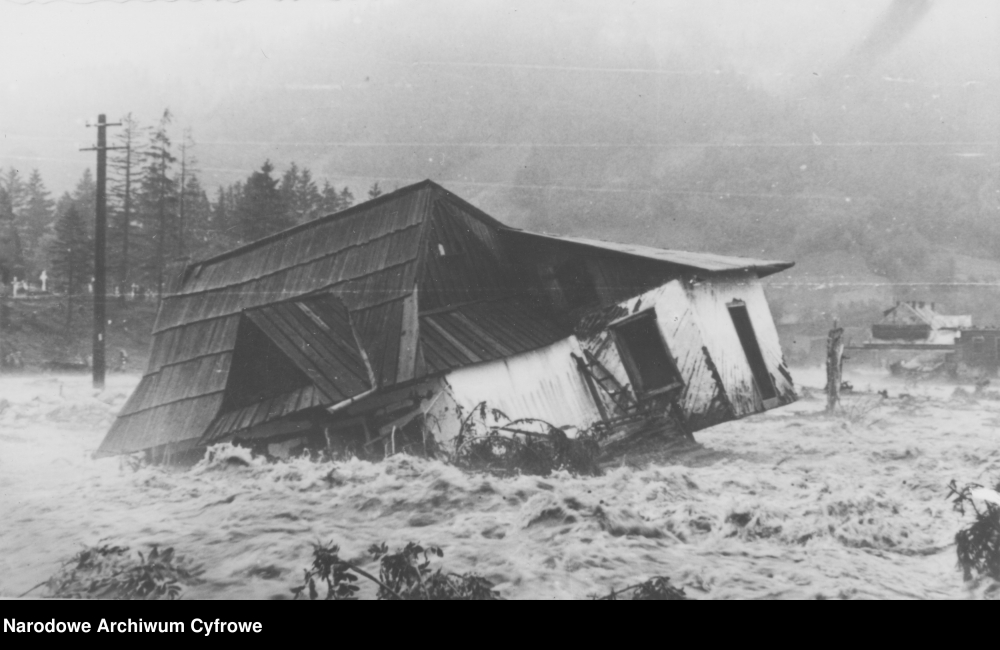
[1,0,997,198]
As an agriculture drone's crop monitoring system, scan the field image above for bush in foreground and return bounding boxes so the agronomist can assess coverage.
[291,540,502,600]
[292,539,688,600]
[948,479,1000,583]
[38,544,203,600]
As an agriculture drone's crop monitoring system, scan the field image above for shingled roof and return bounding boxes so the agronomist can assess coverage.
[505,231,794,278]
[98,180,794,457]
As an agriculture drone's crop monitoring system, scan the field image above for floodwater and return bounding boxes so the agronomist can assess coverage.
[0,368,997,600]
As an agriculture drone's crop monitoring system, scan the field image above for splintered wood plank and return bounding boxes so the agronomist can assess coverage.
[396,290,419,383]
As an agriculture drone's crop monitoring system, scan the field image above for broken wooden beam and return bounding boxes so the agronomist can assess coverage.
[826,324,844,412]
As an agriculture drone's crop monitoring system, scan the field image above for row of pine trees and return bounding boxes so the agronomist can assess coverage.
[0,109,383,297]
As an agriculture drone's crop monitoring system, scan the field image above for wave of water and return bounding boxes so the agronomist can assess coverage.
[0,370,997,599]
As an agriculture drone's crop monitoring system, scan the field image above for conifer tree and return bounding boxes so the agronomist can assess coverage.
[21,169,55,276]
[72,168,97,224]
[295,167,322,223]
[235,160,290,242]
[280,163,322,225]
[176,128,197,259]
[367,181,383,200]
[108,113,145,296]
[0,186,25,284]
[49,197,92,330]
[136,109,177,296]
[339,186,355,211]
[1,168,27,221]
[319,181,342,216]
[180,173,213,259]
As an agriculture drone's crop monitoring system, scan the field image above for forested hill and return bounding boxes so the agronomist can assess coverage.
[2,1,997,285]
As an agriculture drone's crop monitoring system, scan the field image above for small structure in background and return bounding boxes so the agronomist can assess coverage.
[953,327,1000,377]
[850,301,971,377]
[96,180,798,463]
[871,301,970,346]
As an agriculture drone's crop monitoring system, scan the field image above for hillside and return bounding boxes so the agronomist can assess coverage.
[0,296,157,373]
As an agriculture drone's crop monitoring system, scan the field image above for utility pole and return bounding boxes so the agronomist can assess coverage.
[81,114,122,390]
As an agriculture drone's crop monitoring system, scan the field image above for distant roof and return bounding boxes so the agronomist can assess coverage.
[504,230,794,278]
[884,301,972,330]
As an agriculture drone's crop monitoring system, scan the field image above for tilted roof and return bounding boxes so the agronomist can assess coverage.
[99,179,794,457]
[99,182,437,456]
[882,301,972,330]
[504,230,794,278]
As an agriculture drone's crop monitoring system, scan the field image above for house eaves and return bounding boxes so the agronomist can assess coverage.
[502,230,795,278]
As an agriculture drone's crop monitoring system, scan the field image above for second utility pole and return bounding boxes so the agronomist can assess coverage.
[82,114,121,390]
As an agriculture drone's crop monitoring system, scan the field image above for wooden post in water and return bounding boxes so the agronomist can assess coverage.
[826,321,844,412]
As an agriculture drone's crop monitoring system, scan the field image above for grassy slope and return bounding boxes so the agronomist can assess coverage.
[0,296,157,372]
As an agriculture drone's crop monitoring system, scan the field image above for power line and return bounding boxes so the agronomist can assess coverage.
[401,60,703,75]
[5,133,997,149]
[192,140,1000,149]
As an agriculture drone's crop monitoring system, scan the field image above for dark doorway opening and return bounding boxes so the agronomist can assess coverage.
[727,301,777,402]
[612,311,682,395]
[223,317,311,411]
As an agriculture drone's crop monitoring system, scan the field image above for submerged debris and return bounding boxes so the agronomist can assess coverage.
[452,402,602,477]
[594,576,688,600]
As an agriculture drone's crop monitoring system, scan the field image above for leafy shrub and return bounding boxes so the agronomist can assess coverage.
[369,542,502,600]
[947,479,1000,582]
[291,541,360,600]
[292,540,503,600]
[42,544,203,600]
[294,539,690,601]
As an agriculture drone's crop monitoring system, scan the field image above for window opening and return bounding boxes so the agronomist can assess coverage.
[727,301,777,401]
[612,311,682,395]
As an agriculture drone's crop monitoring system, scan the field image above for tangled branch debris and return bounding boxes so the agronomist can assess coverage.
[452,402,602,477]
[594,576,688,600]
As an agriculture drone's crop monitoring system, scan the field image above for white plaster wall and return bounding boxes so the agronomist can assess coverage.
[579,280,722,418]
[423,337,603,450]
[686,271,794,415]
[578,274,794,423]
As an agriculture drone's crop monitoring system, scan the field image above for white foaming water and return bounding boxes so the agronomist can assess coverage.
[0,369,997,599]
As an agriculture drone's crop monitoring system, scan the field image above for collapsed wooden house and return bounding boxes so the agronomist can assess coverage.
[97,180,797,461]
